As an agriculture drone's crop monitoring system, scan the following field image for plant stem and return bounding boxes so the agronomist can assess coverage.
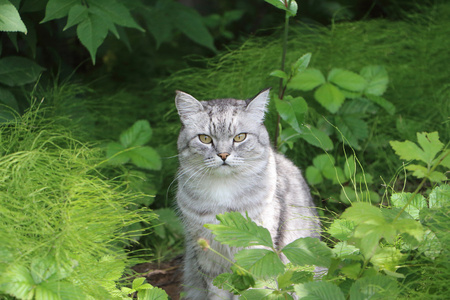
[274,1,292,149]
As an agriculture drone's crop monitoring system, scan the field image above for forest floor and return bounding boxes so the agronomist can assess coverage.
[133,256,183,299]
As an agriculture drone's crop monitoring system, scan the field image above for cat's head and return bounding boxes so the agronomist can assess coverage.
[175,89,271,176]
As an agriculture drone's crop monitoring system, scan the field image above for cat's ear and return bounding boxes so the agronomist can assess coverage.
[245,88,270,121]
[175,91,204,122]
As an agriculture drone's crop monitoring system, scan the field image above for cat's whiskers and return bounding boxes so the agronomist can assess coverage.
[166,161,207,201]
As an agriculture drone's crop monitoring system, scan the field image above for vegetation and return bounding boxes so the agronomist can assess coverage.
[0,0,448,299]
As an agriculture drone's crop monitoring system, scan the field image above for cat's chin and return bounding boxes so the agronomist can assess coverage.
[211,164,235,176]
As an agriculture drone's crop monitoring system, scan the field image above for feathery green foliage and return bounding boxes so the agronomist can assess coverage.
[0,106,157,299]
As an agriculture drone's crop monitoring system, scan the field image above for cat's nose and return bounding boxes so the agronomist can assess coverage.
[217,152,230,161]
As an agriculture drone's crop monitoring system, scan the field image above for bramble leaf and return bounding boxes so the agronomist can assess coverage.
[299,125,333,151]
[0,0,27,33]
[139,287,169,300]
[429,184,450,208]
[327,219,355,241]
[349,275,398,300]
[416,132,443,164]
[289,68,325,91]
[306,166,323,185]
[360,65,389,96]
[314,82,345,113]
[366,94,395,115]
[282,237,332,268]
[128,146,162,170]
[234,249,284,278]
[120,120,153,148]
[335,115,368,150]
[328,68,367,92]
[205,212,274,248]
[295,281,345,300]
[106,142,129,165]
[390,192,426,219]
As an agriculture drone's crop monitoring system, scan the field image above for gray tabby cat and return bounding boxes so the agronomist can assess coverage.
[175,89,320,300]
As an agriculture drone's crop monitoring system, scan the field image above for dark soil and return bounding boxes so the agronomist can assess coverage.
[132,256,183,300]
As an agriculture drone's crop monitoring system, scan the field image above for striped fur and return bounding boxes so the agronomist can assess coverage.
[175,89,320,299]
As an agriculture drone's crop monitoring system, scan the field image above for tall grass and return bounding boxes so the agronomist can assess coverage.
[0,105,156,299]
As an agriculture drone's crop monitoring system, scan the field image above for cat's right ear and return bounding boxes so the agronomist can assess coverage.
[175,91,204,122]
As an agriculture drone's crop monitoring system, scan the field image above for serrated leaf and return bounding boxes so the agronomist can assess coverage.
[275,95,307,132]
[0,0,27,33]
[41,0,79,23]
[205,212,273,248]
[128,146,161,170]
[335,115,369,150]
[76,12,109,64]
[291,53,312,75]
[314,82,345,113]
[90,0,144,31]
[429,184,450,208]
[30,257,57,284]
[299,125,333,151]
[393,219,423,242]
[416,132,443,164]
[240,288,273,299]
[295,281,345,300]
[341,262,361,279]
[390,192,426,220]
[360,65,389,96]
[332,241,359,258]
[371,247,405,272]
[120,120,152,148]
[405,165,446,182]
[289,68,325,91]
[1,265,35,299]
[235,249,284,278]
[349,275,398,300]
[389,140,425,162]
[365,94,395,115]
[106,142,129,165]
[132,277,146,290]
[0,56,45,86]
[327,219,355,240]
[64,4,88,30]
[282,237,332,268]
[328,68,367,92]
[341,202,384,225]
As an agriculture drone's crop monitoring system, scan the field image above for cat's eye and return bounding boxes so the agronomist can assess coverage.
[233,133,247,142]
[198,134,212,144]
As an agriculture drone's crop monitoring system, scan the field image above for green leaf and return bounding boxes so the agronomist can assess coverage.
[371,246,405,272]
[0,0,27,33]
[0,56,45,86]
[270,70,288,80]
[205,212,273,248]
[291,53,312,75]
[90,0,144,31]
[349,275,398,300]
[390,192,426,219]
[335,115,369,150]
[171,3,216,52]
[0,86,19,111]
[416,132,443,164]
[365,94,395,115]
[139,287,168,300]
[305,166,323,185]
[41,0,79,23]
[295,281,345,300]
[0,265,35,299]
[429,184,450,208]
[76,12,109,64]
[64,4,88,30]
[120,120,153,148]
[360,65,389,96]
[106,142,129,165]
[282,237,332,268]
[264,0,298,16]
[234,249,284,278]
[128,146,162,170]
[328,68,367,92]
[327,219,355,240]
[275,95,307,132]
[30,257,57,284]
[132,277,147,290]
[289,68,325,91]
[390,140,424,162]
[314,83,346,113]
[341,202,384,225]
[299,125,333,151]
[332,241,359,258]
[142,5,173,49]
[240,288,273,299]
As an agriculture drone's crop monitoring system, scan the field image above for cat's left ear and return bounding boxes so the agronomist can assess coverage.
[245,88,270,121]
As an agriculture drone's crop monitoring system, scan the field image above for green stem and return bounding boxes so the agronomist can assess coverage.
[274,1,292,149]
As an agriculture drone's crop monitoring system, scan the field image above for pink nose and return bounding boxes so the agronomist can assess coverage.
[217,152,230,161]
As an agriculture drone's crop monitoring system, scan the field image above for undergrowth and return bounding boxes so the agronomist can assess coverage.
[0,105,158,299]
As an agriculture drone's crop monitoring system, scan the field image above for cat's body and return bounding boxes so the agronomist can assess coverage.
[175,89,320,299]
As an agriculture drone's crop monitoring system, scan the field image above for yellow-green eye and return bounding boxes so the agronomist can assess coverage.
[233,133,247,142]
[199,134,212,144]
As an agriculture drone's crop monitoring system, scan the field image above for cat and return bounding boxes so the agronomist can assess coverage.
[175,89,321,299]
